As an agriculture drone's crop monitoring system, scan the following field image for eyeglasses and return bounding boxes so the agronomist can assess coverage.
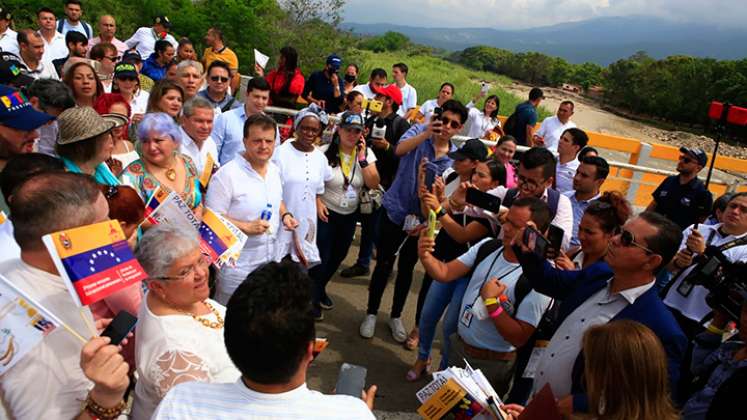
[104,55,121,62]
[516,174,545,191]
[210,76,229,83]
[153,252,211,281]
[440,117,461,129]
[619,229,655,254]
[104,185,118,199]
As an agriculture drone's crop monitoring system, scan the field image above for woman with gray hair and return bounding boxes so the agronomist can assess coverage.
[120,112,203,217]
[176,60,204,101]
[131,224,240,419]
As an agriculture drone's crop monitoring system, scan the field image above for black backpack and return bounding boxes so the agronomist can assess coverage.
[503,112,519,137]
[468,239,534,313]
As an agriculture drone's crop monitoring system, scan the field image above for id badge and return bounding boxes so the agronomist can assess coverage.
[460,304,474,328]
[522,340,549,379]
[344,186,358,200]
[403,214,420,232]
[676,279,695,297]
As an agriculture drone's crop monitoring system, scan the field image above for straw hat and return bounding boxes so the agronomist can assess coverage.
[57,106,125,145]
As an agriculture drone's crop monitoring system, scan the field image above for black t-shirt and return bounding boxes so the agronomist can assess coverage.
[365,113,411,189]
[302,70,344,113]
[652,175,713,229]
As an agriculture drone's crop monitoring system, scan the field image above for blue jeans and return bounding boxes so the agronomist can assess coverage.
[355,206,381,268]
[417,276,469,370]
[309,210,358,307]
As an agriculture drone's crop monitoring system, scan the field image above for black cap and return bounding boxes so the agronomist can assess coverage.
[154,15,171,29]
[448,138,488,161]
[0,53,33,87]
[679,146,708,167]
[121,50,142,63]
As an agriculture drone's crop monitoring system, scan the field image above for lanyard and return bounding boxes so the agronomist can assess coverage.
[471,247,522,306]
[339,150,357,189]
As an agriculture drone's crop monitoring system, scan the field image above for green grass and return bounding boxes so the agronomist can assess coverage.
[349,49,552,119]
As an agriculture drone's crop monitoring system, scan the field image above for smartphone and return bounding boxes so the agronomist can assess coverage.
[336,363,367,397]
[101,310,137,346]
[546,225,565,259]
[523,227,550,259]
[427,209,437,238]
[433,107,443,120]
[424,165,437,190]
[466,188,502,213]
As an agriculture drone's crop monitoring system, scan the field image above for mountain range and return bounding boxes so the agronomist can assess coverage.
[343,16,747,66]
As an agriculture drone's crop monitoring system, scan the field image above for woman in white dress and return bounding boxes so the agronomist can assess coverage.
[273,104,332,266]
[131,225,240,420]
[464,94,501,139]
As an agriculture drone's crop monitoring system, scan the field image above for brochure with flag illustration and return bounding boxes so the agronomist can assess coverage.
[144,187,201,231]
[42,220,148,307]
[199,153,217,189]
[0,274,63,375]
[417,378,485,420]
[199,208,247,267]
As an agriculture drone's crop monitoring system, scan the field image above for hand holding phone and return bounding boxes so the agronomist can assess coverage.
[336,363,367,397]
[545,225,564,259]
[100,311,137,346]
[523,227,550,259]
[466,188,502,213]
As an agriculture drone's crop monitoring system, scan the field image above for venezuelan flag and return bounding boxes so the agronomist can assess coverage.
[198,208,235,263]
[44,220,148,306]
[144,187,169,223]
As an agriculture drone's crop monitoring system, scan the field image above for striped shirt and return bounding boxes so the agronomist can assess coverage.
[152,379,375,420]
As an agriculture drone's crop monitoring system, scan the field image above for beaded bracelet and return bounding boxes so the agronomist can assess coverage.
[85,393,126,420]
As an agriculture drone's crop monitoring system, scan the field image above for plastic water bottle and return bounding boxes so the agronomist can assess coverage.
[260,204,272,221]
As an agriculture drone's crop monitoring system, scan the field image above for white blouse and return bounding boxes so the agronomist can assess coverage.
[272,141,332,266]
[205,157,284,304]
[132,298,240,420]
[318,145,377,215]
[463,101,500,139]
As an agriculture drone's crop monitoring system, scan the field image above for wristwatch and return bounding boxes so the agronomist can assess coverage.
[359,159,369,168]
[435,207,447,219]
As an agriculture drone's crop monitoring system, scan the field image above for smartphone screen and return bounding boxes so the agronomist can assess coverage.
[546,225,564,259]
[466,188,502,213]
[523,227,549,258]
[336,363,367,397]
[101,310,137,345]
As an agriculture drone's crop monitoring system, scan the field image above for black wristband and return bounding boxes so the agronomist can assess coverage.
[436,207,447,219]
[281,212,293,221]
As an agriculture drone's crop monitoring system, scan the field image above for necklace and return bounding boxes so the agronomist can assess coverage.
[186,301,224,329]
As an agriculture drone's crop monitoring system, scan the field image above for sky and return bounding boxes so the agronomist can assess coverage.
[342,0,746,30]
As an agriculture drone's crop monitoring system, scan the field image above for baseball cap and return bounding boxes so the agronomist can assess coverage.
[0,53,34,87]
[448,138,488,161]
[114,62,138,79]
[0,85,55,131]
[679,146,708,166]
[121,51,142,64]
[154,16,171,29]
[326,54,342,72]
[373,84,403,106]
[339,111,364,130]
[0,8,11,21]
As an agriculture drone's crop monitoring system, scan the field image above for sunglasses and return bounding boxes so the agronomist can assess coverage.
[210,76,229,83]
[440,117,461,129]
[116,76,138,82]
[619,229,655,254]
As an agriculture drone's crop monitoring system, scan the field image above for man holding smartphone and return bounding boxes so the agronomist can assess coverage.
[359,99,468,343]
[417,197,553,395]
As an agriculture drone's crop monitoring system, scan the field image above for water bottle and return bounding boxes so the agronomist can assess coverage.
[260,204,273,234]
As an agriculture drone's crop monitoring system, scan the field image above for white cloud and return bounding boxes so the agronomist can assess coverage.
[342,0,745,29]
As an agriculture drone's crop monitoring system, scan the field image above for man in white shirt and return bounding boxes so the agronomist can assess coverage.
[564,156,608,247]
[393,62,417,118]
[0,8,18,57]
[533,101,576,152]
[418,198,553,395]
[418,82,454,122]
[17,30,58,81]
[36,7,68,62]
[57,0,93,39]
[88,15,128,57]
[180,97,219,175]
[491,147,574,250]
[555,128,588,194]
[353,67,387,99]
[663,192,747,336]
[153,261,376,419]
[125,15,178,60]
[0,172,130,419]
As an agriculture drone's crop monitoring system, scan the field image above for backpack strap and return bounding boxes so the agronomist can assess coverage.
[466,238,503,280]
[546,188,560,220]
[57,19,64,34]
[84,22,92,39]
[502,188,520,208]
[221,96,237,113]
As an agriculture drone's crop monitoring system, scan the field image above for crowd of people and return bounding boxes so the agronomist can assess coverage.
[1,2,746,420]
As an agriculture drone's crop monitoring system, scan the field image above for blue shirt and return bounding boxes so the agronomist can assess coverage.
[512,101,538,146]
[212,106,280,165]
[197,89,241,113]
[302,70,344,114]
[381,123,455,226]
[564,191,600,248]
[141,54,167,82]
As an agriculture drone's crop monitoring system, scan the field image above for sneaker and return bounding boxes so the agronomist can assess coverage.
[359,314,377,338]
[389,317,407,343]
[320,294,334,310]
[312,306,324,322]
[340,264,370,278]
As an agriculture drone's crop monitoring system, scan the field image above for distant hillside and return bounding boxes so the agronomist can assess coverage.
[343,16,747,65]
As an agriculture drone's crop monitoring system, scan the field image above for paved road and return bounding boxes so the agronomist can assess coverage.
[305,233,433,418]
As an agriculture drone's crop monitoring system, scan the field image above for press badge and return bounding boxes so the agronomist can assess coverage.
[340,186,358,208]
[460,304,474,328]
[522,340,549,379]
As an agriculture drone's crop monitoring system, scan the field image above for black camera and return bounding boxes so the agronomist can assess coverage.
[680,246,747,321]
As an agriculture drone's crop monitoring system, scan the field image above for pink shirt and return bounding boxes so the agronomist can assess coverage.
[88,36,129,56]
[504,162,517,189]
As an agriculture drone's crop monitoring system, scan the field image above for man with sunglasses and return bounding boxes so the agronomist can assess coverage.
[647,147,713,230]
[515,211,686,416]
[359,99,468,342]
[198,60,241,116]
